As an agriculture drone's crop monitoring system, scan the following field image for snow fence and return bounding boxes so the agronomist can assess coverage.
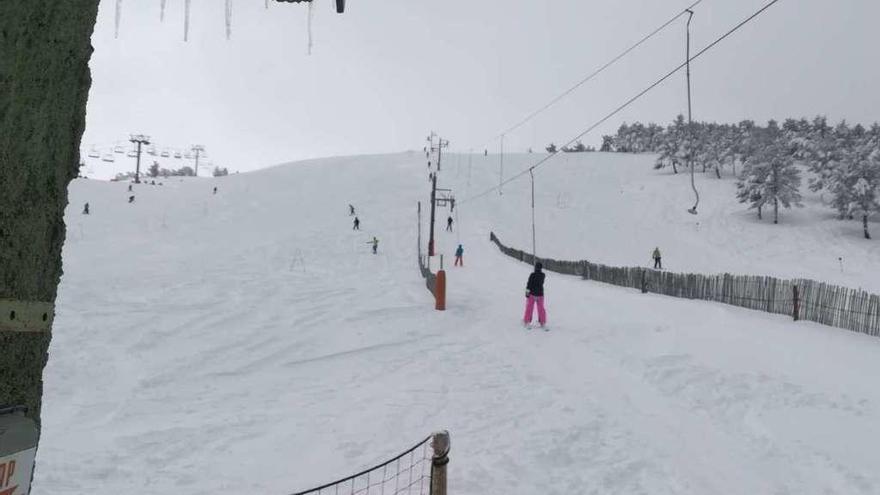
[490,232,880,338]
[290,431,449,495]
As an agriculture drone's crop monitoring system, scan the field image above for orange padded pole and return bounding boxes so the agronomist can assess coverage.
[435,270,446,311]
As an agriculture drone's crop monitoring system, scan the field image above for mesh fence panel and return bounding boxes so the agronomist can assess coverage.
[292,436,433,495]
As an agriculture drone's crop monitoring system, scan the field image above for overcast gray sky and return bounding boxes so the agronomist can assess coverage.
[81,0,880,178]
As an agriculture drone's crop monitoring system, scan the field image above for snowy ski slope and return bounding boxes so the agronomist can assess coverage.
[35,152,880,494]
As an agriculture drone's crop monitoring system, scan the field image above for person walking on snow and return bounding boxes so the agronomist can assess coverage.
[524,262,547,328]
[349,204,355,216]
[652,247,662,269]
[368,237,379,254]
[82,202,90,215]
[454,244,464,266]
[353,217,360,230]
[446,216,453,232]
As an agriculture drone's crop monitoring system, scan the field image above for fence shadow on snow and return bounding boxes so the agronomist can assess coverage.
[490,232,880,337]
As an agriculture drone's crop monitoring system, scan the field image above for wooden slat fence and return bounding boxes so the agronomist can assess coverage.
[490,232,880,338]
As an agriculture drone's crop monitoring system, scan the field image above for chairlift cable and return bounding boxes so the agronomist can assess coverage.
[461,0,785,205]
[474,0,707,151]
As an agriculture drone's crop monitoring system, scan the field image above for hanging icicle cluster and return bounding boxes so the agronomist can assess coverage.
[184,0,192,41]
[114,0,122,39]
[307,1,314,55]
[225,0,233,40]
[114,0,325,44]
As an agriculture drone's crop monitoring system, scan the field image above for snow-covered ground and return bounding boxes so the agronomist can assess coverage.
[34,152,880,494]
[471,152,880,292]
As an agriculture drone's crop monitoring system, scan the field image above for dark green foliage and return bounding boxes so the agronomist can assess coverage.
[0,0,101,427]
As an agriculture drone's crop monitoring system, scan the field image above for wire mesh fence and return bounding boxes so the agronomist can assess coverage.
[291,434,443,495]
[490,232,880,338]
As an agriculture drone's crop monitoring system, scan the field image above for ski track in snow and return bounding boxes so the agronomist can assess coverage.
[34,152,880,494]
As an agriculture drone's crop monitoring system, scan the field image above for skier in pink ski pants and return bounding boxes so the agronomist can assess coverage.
[524,262,547,327]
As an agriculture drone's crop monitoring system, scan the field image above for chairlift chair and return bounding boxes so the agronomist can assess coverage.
[276,0,344,13]
[114,145,124,154]
[174,151,182,159]
[102,154,115,163]
[87,147,100,159]
[127,150,138,158]
[148,146,158,156]
[161,150,170,158]
[184,152,193,160]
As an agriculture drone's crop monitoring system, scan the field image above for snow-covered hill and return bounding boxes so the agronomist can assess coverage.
[35,152,880,494]
[466,152,880,292]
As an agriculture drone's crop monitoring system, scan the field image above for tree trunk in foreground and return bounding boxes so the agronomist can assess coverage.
[0,0,100,461]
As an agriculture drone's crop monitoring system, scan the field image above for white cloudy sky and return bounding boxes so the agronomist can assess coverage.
[81,0,880,178]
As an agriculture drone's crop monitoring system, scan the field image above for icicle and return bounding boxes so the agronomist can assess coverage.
[228,2,235,39]
[160,0,167,22]
[114,0,122,39]
[184,0,191,42]
[307,1,314,55]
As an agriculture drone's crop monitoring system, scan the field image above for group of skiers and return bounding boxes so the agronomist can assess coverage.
[349,204,379,254]
[82,181,219,216]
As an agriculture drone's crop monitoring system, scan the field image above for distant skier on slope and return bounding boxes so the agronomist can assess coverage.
[82,202,90,215]
[353,217,360,230]
[454,244,464,266]
[524,262,547,328]
[652,247,662,270]
[369,237,379,254]
[349,204,355,216]
[446,216,453,232]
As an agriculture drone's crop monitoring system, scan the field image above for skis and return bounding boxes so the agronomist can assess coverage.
[523,323,550,332]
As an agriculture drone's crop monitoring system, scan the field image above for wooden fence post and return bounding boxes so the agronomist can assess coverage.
[431,430,450,495]
[793,285,799,321]
[641,269,647,294]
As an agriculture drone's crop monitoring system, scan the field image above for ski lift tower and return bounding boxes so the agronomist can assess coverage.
[191,144,206,177]
[129,134,151,184]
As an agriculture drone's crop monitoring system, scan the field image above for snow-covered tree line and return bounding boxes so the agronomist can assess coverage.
[601,116,880,236]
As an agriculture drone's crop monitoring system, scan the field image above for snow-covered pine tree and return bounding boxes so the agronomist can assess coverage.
[545,143,558,153]
[613,123,631,152]
[736,122,803,223]
[717,124,740,178]
[731,120,759,178]
[800,116,837,192]
[654,115,688,174]
[646,123,663,152]
[736,159,768,219]
[630,122,646,152]
[829,140,880,238]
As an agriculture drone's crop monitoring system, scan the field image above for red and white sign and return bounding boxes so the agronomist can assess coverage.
[0,448,35,495]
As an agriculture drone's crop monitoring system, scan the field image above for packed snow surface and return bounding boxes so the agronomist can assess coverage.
[35,152,880,494]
